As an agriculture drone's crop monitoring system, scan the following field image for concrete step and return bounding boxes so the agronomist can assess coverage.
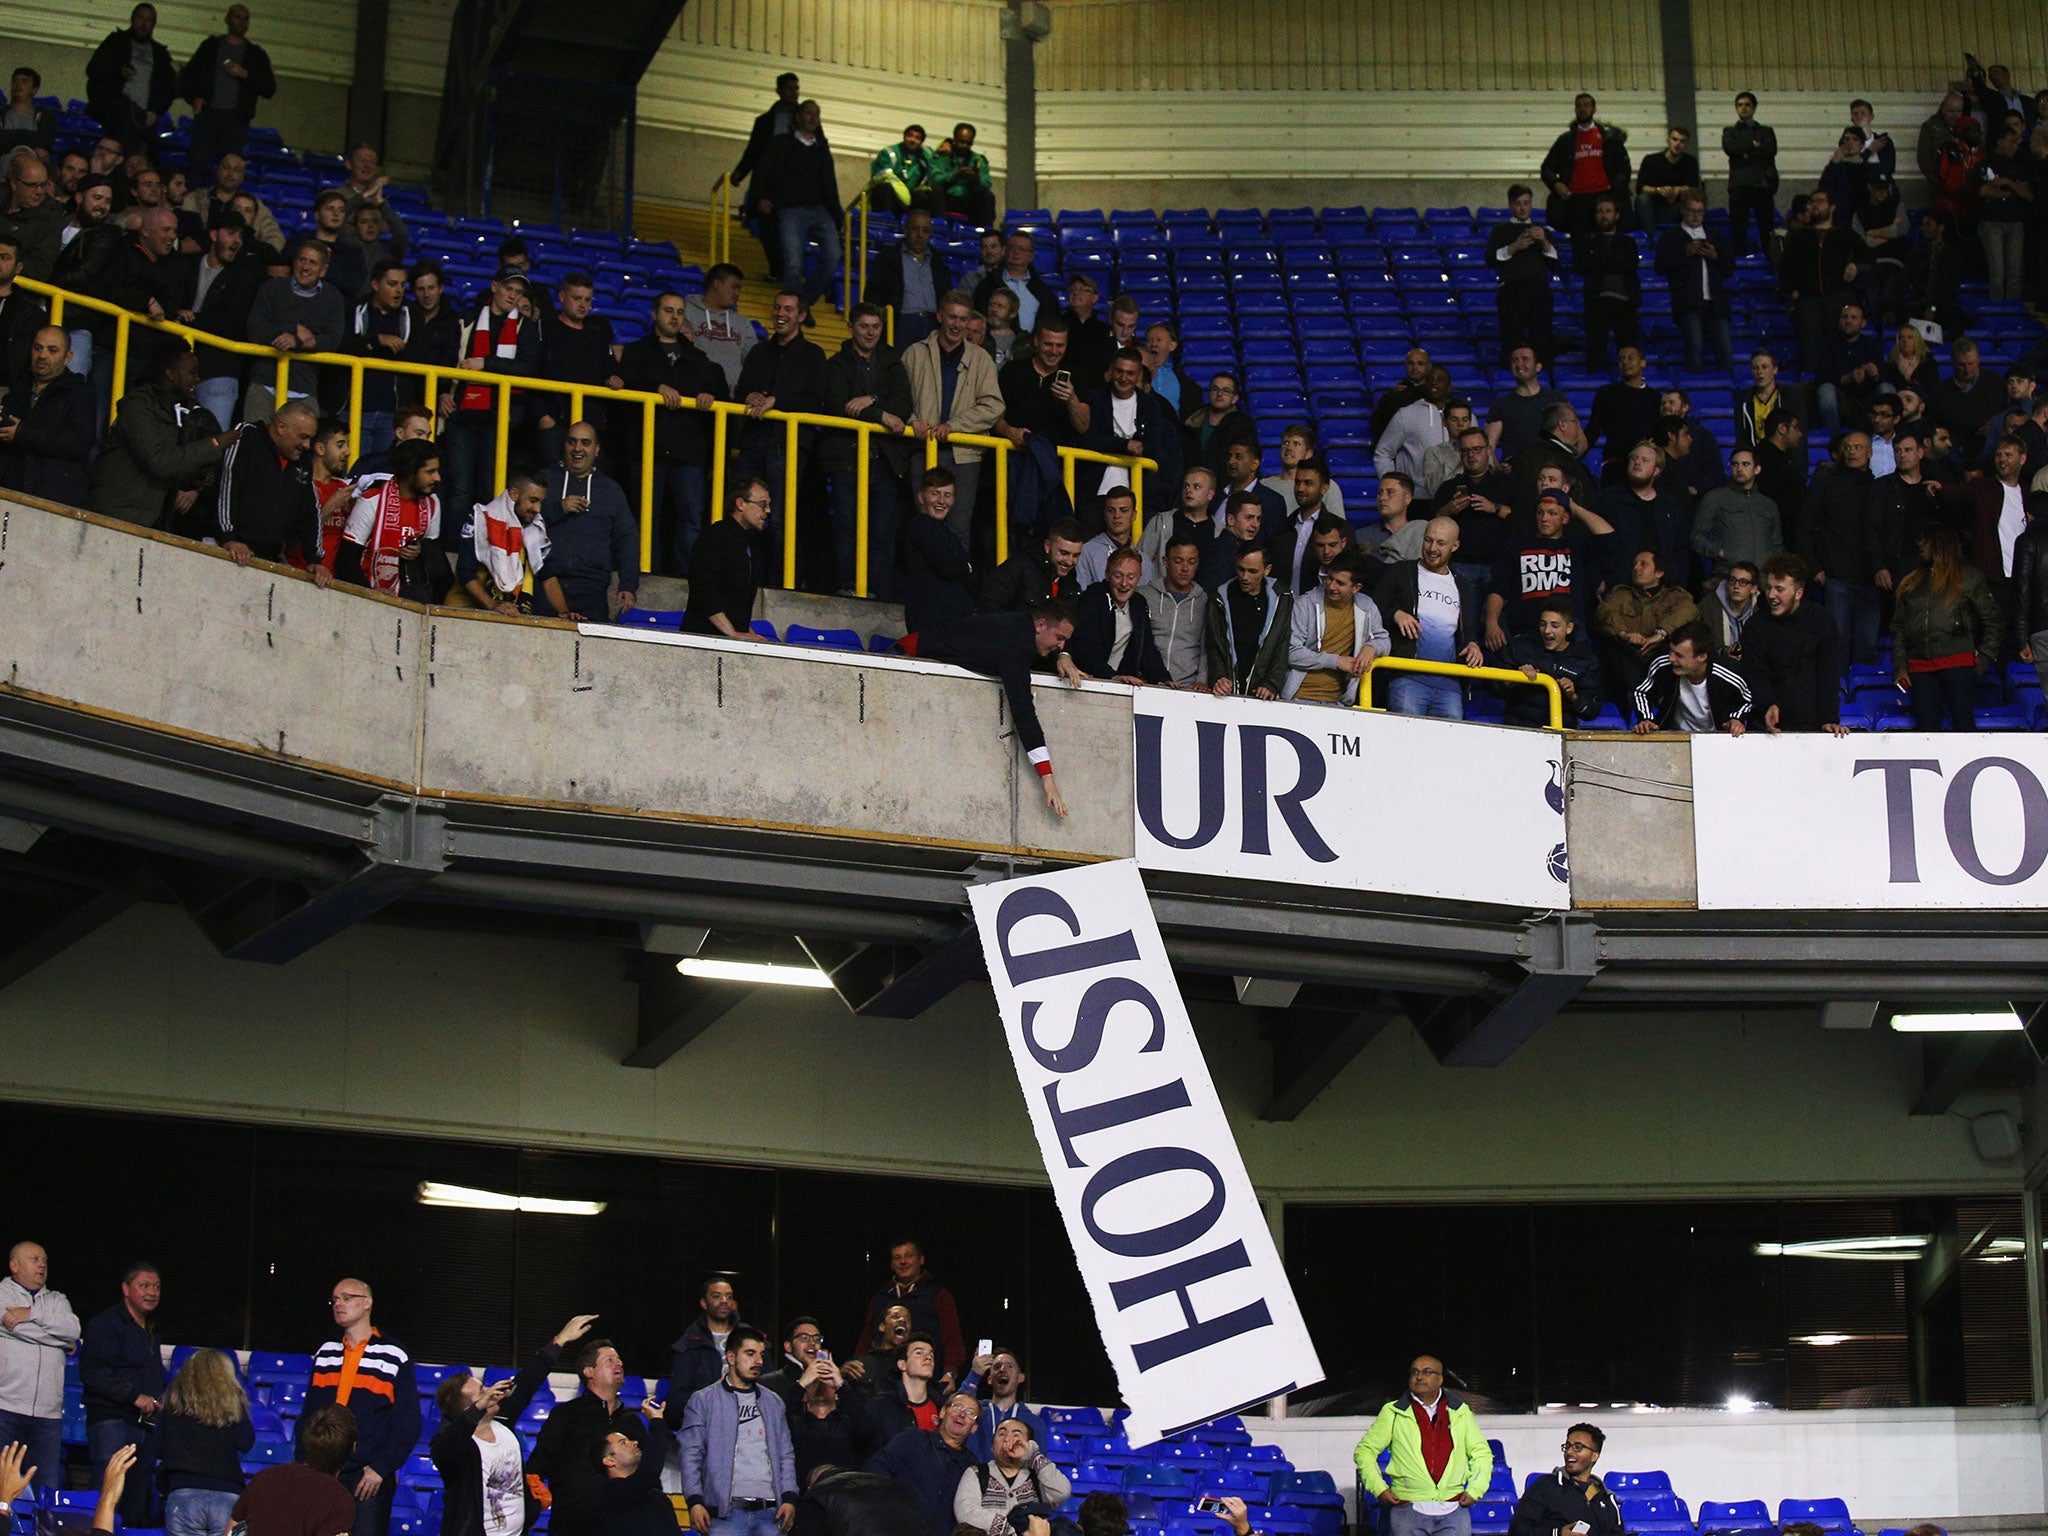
[637,200,854,348]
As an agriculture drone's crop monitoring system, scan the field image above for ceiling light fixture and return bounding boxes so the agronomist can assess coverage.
[1753,1235,1930,1261]
[416,1181,607,1216]
[677,957,833,988]
[1792,1333,1852,1347]
[1889,1010,2023,1033]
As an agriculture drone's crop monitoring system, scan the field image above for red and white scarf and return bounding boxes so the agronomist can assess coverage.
[457,305,522,412]
[343,475,440,595]
[470,489,550,596]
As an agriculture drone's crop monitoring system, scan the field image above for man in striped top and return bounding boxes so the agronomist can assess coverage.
[295,1277,420,1536]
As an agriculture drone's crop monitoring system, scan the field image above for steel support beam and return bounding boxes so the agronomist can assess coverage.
[0,886,135,991]
[796,928,986,1018]
[1419,916,1602,1066]
[625,963,755,1069]
[1260,1000,1398,1121]
[157,800,449,965]
[1911,1034,2003,1116]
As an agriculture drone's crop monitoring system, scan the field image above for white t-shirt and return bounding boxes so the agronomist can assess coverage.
[1414,568,1460,662]
[1999,483,2026,577]
[476,1423,526,1536]
[1097,394,1141,493]
[1675,676,1714,732]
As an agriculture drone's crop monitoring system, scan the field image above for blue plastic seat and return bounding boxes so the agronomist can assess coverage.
[1697,1501,1773,1535]
[1609,1473,1675,1495]
[1123,1466,1192,1492]
[1470,1503,1514,1535]
[1778,1501,1854,1535]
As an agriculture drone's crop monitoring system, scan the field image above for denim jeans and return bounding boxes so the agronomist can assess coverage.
[437,414,499,552]
[195,375,240,429]
[828,463,903,596]
[1981,220,2026,302]
[1678,308,1734,372]
[653,460,709,574]
[776,205,843,311]
[1388,1504,1472,1536]
[1815,380,1843,430]
[89,1417,156,1524]
[0,1410,63,1489]
[355,410,396,464]
[166,1487,241,1536]
[1389,672,1465,719]
[711,1506,784,1536]
[1821,577,1882,665]
[349,1470,394,1536]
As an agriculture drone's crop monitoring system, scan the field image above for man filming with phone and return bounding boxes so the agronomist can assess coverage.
[1507,1425,1620,1536]
[1352,1357,1494,1536]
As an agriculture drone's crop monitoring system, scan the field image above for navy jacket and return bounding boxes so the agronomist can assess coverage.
[1069,583,1171,682]
[78,1303,165,1425]
[1508,1469,1623,1536]
[1078,387,1182,514]
[664,1314,745,1428]
[533,468,640,617]
[0,371,97,509]
[897,514,976,632]
[1654,227,1735,313]
[863,1429,978,1536]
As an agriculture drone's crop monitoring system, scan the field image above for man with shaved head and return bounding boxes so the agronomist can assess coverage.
[0,1241,81,1489]
[296,1276,417,1536]
[1379,517,1485,718]
[0,325,96,506]
[1353,1356,1494,1536]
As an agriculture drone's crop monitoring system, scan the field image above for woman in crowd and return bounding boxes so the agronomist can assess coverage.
[1881,323,1936,397]
[1891,526,2002,731]
[156,1348,254,1536]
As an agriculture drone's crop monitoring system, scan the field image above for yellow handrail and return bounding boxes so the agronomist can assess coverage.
[21,276,1143,594]
[1058,444,1153,539]
[1355,655,1564,731]
[841,188,872,316]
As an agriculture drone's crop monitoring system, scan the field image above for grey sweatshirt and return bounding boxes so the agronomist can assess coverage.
[0,1277,81,1419]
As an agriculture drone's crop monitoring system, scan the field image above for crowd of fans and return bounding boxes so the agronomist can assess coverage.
[0,1238,1102,1536]
[2,13,2048,800]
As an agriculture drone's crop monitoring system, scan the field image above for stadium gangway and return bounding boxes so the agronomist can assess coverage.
[21,277,1153,597]
[1357,656,1565,731]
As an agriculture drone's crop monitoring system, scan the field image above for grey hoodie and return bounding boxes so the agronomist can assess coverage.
[0,1277,81,1419]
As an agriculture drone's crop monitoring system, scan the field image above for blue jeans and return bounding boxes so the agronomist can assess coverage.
[1389,1505,1472,1536]
[1909,664,1976,731]
[776,206,843,311]
[90,1417,156,1524]
[654,460,709,573]
[0,1409,63,1489]
[195,375,240,429]
[1389,672,1465,719]
[1822,577,1882,666]
[712,1506,784,1536]
[1816,380,1843,429]
[355,410,396,464]
[828,464,903,596]
[166,1487,240,1536]
[437,414,498,552]
[1678,308,1733,372]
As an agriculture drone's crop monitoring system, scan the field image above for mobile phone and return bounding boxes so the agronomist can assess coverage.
[817,1348,831,1363]
[977,1338,993,1358]
[1195,1499,1228,1516]
[1055,370,1072,387]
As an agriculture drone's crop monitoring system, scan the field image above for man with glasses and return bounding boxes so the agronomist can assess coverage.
[759,1318,835,1415]
[1352,1357,1493,1536]
[1507,1425,1620,1536]
[296,1278,419,1536]
[684,477,774,638]
[1,153,61,282]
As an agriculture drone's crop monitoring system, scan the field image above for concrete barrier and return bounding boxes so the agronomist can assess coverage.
[0,494,1716,901]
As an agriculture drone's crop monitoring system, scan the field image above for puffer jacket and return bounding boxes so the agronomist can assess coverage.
[90,380,226,528]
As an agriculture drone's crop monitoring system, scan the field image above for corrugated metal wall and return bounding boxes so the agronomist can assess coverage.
[1038,0,1664,93]
[1693,1,2048,95]
[678,0,1005,85]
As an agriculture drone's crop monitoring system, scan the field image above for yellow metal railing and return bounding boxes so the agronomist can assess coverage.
[1355,656,1564,731]
[841,188,871,316]
[23,275,1148,595]
[712,175,732,268]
